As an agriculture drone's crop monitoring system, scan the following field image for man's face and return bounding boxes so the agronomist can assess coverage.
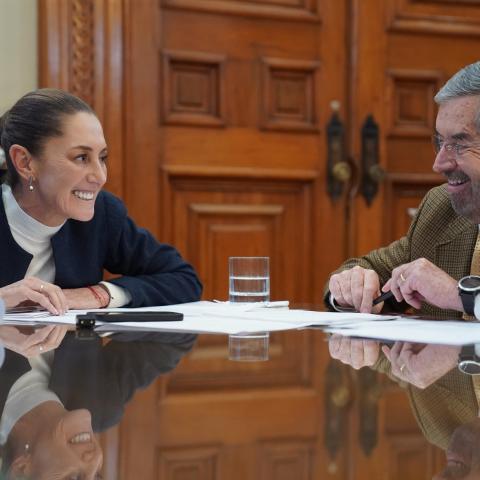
[433,95,480,223]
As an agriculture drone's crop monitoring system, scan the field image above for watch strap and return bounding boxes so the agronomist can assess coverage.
[460,289,476,316]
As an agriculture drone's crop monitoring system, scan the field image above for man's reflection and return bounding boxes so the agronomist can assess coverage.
[434,418,480,480]
[329,334,477,451]
[0,329,196,479]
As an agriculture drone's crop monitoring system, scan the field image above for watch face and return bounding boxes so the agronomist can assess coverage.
[459,360,480,375]
[459,275,480,291]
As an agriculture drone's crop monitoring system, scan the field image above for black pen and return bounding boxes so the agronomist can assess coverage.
[372,290,394,306]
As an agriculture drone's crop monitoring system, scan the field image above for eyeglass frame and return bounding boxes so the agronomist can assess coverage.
[432,134,480,158]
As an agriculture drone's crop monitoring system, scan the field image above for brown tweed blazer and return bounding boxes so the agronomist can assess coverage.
[327,184,479,450]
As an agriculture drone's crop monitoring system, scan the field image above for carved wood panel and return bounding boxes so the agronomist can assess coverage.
[387,69,443,138]
[157,445,221,480]
[261,58,319,132]
[259,439,315,480]
[163,51,226,127]
[163,174,314,391]
[70,0,95,105]
[164,175,314,303]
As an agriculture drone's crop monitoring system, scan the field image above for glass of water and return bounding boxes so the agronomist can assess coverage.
[229,257,270,303]
[228,256,270,361]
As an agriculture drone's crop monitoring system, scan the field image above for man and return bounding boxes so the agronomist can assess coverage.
[326,61,480,449]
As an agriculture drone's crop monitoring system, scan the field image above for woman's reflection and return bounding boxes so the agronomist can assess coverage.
[3,404,102,479]
[0,329,196,479]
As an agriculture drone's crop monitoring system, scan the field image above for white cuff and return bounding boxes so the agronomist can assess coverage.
[329,292,354,312]
[100,281,132,308]
[474,295,480,323]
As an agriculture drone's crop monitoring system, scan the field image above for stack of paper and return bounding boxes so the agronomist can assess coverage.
[3,301,478,345]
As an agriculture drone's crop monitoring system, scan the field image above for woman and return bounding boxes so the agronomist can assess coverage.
[0,89,202,318]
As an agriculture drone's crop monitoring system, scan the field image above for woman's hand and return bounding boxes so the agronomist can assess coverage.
[0,278,68,315]
[0,325,69,358]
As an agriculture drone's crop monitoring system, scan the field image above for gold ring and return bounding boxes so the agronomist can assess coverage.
[400,273,406,282]
[400,364,406,373]
[40,284,44,291]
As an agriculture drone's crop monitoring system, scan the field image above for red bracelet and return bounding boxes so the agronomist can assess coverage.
[96,283,112,306]
[86,285,109,308]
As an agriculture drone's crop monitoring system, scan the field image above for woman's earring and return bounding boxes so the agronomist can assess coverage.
[28,177,34,192]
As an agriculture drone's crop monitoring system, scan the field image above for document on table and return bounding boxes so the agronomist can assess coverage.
[325,317,480,346]
[1,301,398,334]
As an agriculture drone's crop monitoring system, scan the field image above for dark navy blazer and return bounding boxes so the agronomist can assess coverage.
[0,190,202,307]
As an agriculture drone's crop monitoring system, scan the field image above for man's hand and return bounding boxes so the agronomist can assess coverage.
[382,342,460,389]
[0,277,68,315]
[329,334,380,369]
[329,266,383,313]
[382,258,462,311]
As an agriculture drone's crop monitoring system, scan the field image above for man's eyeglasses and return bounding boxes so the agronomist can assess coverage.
[432,135,480,158]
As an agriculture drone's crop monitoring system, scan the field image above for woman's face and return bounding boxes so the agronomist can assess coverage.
[22,408,103,479]
[27,111,108,226]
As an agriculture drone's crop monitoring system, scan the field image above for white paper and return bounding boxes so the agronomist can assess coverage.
[2,302,395,334]
[4,301,475,343]
[326,318,480,346]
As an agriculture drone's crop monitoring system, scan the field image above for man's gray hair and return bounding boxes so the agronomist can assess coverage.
[435,61,480,129]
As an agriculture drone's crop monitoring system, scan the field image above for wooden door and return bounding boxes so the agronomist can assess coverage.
[347,1,480,478]
[119,0,351,479]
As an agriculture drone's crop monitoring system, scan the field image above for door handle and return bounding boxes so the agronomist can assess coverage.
[326,110,352,201]
[360,114,385,205]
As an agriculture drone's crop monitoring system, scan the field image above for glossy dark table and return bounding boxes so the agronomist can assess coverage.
[0,320,475,480]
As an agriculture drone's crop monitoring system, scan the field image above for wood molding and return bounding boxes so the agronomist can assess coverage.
[385,172,443,184]
[163,164,318,180]
[387,0,480,35]
[161,0,321,22]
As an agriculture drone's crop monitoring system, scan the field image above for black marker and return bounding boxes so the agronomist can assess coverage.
[372,290,394,306]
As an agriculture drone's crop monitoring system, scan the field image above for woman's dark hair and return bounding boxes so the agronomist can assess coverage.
[0,89,95,188]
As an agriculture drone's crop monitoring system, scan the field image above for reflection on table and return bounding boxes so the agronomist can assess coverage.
[0,329,195,479]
